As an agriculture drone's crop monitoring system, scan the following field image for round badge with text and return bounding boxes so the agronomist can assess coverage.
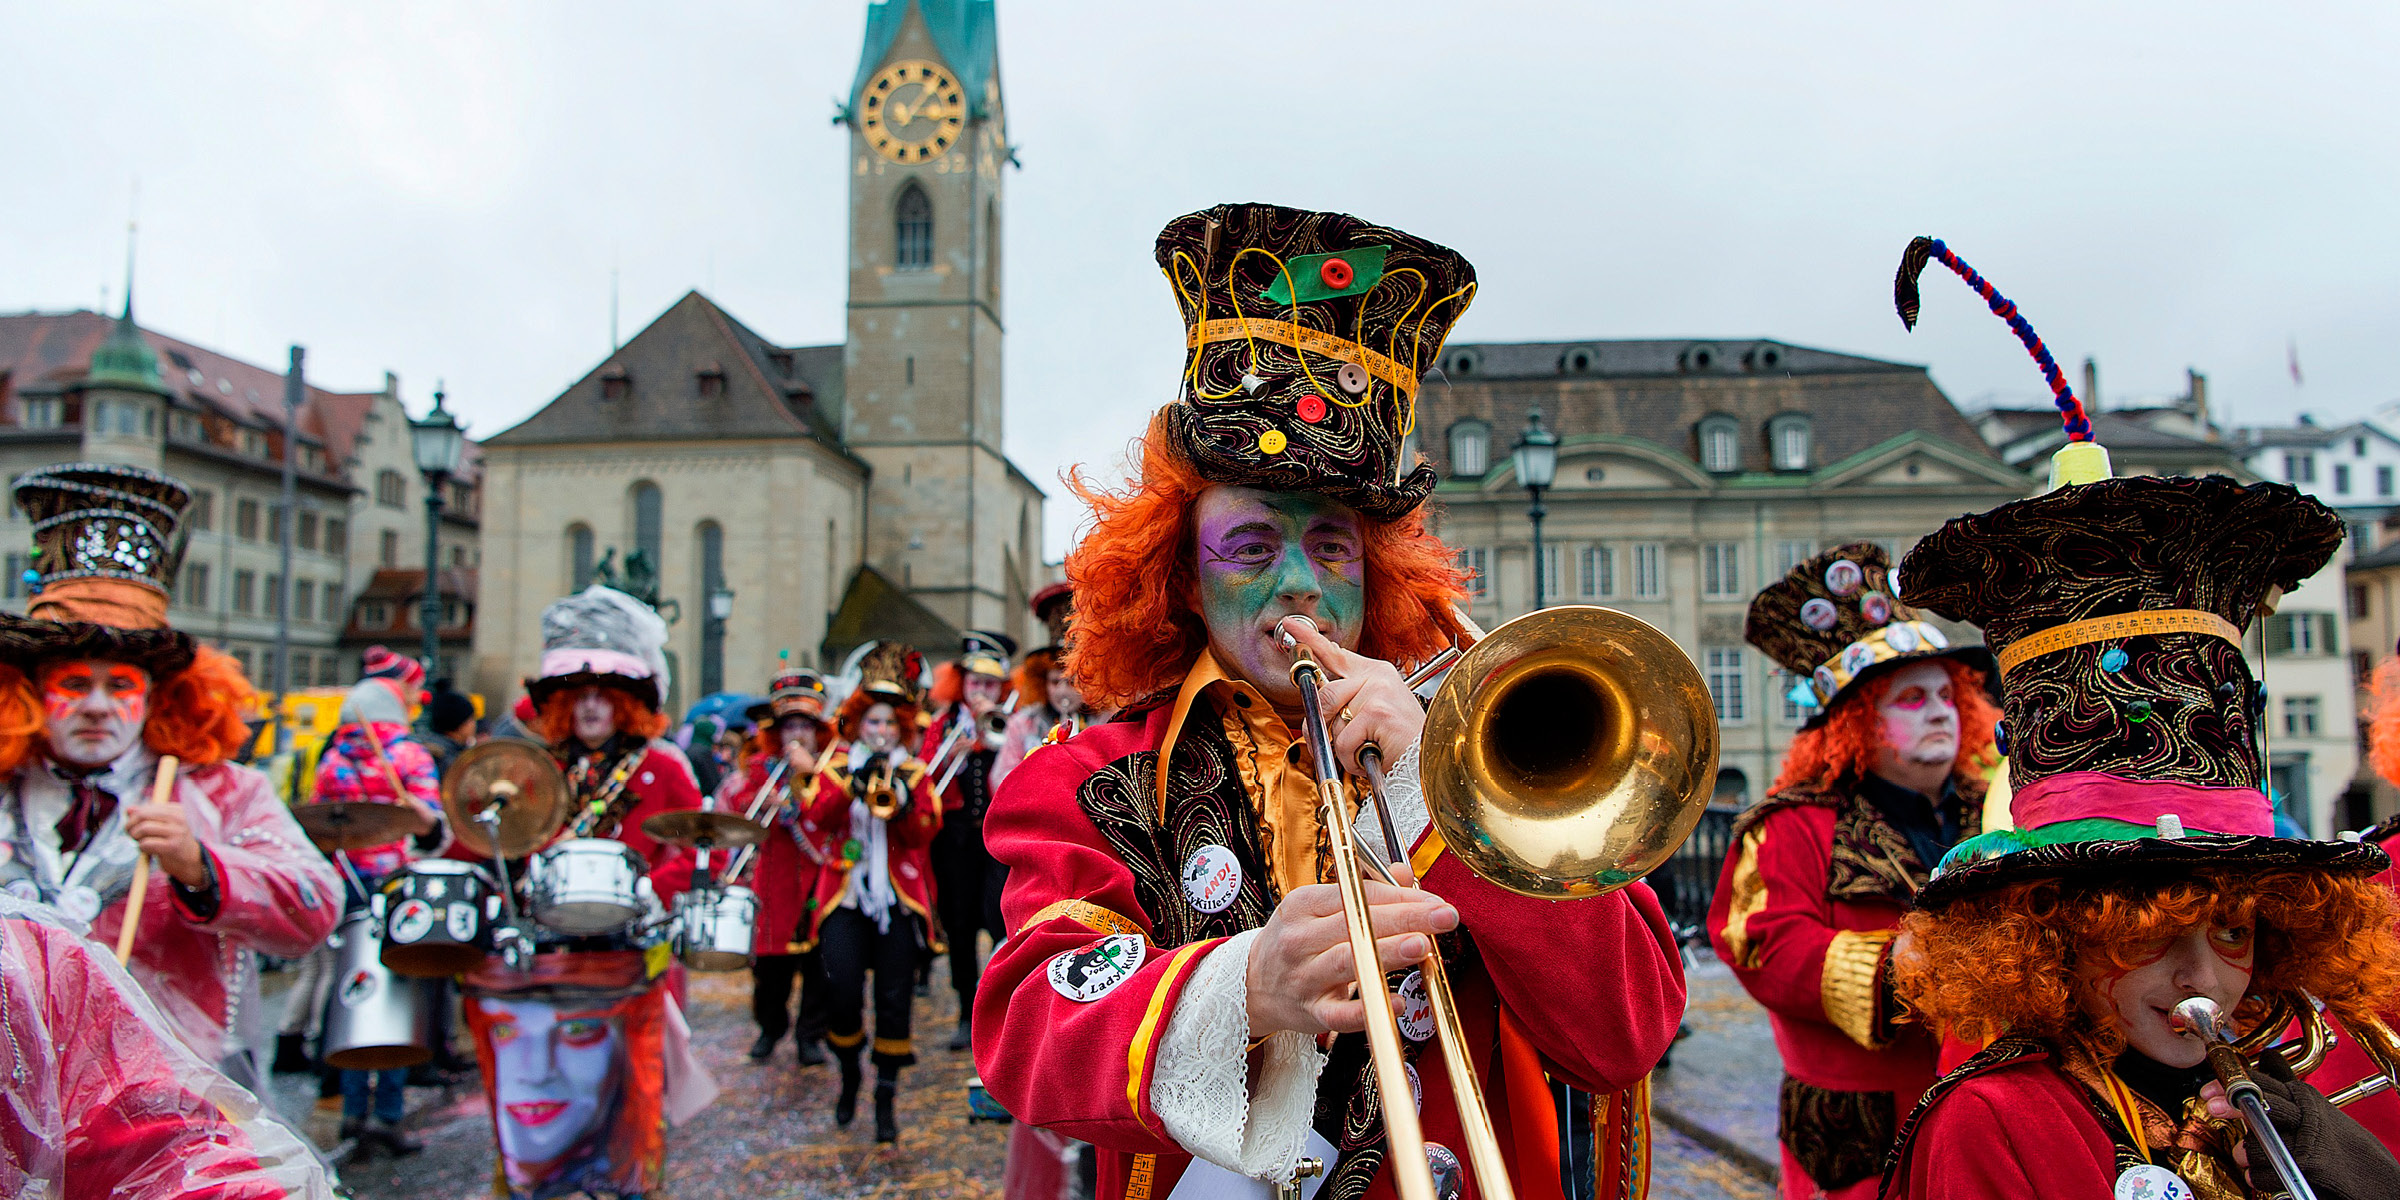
[60,885,102,923]
[1181,844,1243,914]
[1799,598,1839,631]
[338,969,379,1010]
[1824,559,1864,597]
[1048,934,1147,1003]
[1396,970,1434,1042]
[2113,1164,2193,1200]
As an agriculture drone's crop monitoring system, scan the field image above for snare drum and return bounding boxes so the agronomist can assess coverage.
[528,838,649,934]
[321,900,433,1070]
[673,885,758,971]
[380,859,498,977]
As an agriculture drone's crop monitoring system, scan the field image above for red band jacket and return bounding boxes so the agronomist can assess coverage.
[973,656,1683,1200]
[715,754,837,954]
[797,744,941,947]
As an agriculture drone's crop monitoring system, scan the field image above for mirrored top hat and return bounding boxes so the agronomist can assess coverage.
[1892,236,2386,905]
[0,462,197,674]
[1155,203,1477,520]
[960,630,1016,680]
[749,651,830,726]
[1745,541,1991,728]
[853,640,925,709]
[525,584,671,711]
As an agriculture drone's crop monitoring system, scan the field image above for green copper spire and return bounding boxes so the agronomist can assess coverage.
[86,229,164,394]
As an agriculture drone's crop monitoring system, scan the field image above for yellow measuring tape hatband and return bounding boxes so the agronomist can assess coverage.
[1186,317,1419,398]
[1995,609,2243,677]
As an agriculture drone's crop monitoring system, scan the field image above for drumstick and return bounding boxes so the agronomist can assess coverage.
[114,754,181,966]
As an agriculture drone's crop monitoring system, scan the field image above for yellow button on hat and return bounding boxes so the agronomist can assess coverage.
[1258,429,1288,455]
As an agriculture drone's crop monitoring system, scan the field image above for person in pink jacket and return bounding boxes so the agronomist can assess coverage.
[0,463,341,1102]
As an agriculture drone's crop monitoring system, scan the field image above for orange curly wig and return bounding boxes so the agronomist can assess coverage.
[1895,867,2400,1057]
[1063,409,1468,710]
[532,686,669,745]
[1772,658,2000,793]
[834,689,922,746]
[0,646,260,773]
[1014,647,1059,710]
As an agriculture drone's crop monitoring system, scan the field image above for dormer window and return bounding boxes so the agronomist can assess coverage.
[768,351,795,376]
[1448,419,1491,477]
[601,367,632,401]
[1767,413,1813,471]
[1449,350,1479,377]
[697,363,728,399]
[1697,415,1741,473]
[1562,347,1596,374]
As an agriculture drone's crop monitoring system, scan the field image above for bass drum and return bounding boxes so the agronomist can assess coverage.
[379,859,497,977]
[528,838,649,935]
[674,885,758,971]
[321,900,433,1070]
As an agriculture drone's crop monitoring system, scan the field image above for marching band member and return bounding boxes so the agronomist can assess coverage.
[460,584,714,1199]
[726,660,837,1066]
[975,204,1682,1199]
[1709,543,1998,1199]
[1879,240,2400,1199]
[993,641,1086,784]
[0,464,340,1093]
[801,642,941,1142]
[926,630,1014,1051]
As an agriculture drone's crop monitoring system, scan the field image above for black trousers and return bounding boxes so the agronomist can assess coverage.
[931,818,1009,1012]
[750,949,829,1044]
[819,905,922,1074]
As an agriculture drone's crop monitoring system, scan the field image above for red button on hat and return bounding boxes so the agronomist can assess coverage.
[1297,394,1328,423]
[1320,257,1354,290]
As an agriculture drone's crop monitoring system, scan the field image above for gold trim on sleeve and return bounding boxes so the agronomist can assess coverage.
[1821,928,1898,1049]
[1717,828,1772,970]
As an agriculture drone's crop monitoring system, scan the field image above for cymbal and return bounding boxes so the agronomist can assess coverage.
[293,802,418,851]
[443,739,568,859]
[640,809,766,850]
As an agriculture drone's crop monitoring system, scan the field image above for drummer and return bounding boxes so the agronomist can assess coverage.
[309,666,446,1157]
[800,642,940,1143]
[459,584,715,1200]
[0,464,340,1097]
[723,659,837,1066]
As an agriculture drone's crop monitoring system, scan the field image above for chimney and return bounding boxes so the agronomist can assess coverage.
[2082,357,2099,412]
[383,370,399,399]
[2187,369,2212,439]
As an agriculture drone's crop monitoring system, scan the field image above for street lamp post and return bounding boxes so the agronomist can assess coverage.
[411,387,465,685]
[1513,407,1559,611]
[704,586,734,696]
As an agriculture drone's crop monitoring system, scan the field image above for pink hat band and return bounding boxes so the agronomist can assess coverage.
[537,647,653,684]
[2008,771,2274,838]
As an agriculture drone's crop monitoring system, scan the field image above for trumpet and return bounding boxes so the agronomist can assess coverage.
[853,748,909,821]
[2172,997,2320,1200]
[1279,607,1718,1200]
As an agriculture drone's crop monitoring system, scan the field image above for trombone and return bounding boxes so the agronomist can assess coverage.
[1279,606,1718,1200]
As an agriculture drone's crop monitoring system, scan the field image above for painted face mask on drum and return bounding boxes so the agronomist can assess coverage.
[486,996,625,1173]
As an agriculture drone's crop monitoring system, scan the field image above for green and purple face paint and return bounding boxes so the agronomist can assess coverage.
[1190,485,1366,705]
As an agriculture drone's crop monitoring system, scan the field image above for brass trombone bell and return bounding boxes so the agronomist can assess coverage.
[1421,606,1720,899]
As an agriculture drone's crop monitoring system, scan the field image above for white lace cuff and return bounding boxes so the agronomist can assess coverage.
[1150,929,1328,1180]
[1352,738,1430,867]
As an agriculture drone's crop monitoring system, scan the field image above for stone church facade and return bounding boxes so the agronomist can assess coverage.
[471,0,1043,710]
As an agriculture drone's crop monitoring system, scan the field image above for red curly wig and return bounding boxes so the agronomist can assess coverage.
[1895,867,2400,1057]
[0,646,260,774]
[2367,657,2400,791]
[532,685,669,745]
[1014,647,1059,710]
[1772,657,1999,793]
[1063,409,1468,710]
[834,688,922,747]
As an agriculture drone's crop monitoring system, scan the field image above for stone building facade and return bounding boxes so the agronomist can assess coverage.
[471,0,1043,709]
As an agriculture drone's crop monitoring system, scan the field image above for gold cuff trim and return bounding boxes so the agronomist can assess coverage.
[1410,827,1447,881]
[1020,898,1145,940]
[826,1030,866,1048]
[1186,317,1418,398]
[1821,928,1897,1050]
[1718,829,1771,970]
[872,1037,914,1057]
[1996,609,2241,677]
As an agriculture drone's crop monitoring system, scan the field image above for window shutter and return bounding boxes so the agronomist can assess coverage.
[2264,614,2295,656]
[2318,613,2340,656]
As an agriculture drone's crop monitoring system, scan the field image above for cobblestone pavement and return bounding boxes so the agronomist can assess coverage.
[254,954,1784,1199]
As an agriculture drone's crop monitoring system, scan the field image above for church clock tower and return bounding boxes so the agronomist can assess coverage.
[840,0,1034,638]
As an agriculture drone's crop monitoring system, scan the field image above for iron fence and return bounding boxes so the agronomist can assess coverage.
[1646,806,1740,946]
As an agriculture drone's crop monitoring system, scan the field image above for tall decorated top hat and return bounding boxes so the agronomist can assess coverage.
[747,652,830,727]
[959,630,1016,681]
[2,462,198,674]
[1890,236,2386,904]
[853,640,925,709]
[525,584,671,712]
[1746,541,1992,727]
[1154,203,1477,520]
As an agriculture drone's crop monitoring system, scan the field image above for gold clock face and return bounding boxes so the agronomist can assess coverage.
[861,60,965,164]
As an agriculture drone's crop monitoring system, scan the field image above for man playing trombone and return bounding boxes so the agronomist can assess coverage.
[976,204,1685,1200]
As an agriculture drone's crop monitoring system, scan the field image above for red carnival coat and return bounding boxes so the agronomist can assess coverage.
[796,744,941,947]
[85,761,343,1063]
[715,754,837,954]
[974,699,1684,1200]
[2311,853,2400,1153]
[1880,1040,2184,1199]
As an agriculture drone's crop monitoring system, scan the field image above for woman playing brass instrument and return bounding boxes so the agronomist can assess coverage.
[723,662,838,1066]
[800,642,940,1142]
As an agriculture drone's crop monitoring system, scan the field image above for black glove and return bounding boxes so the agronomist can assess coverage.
[2242,1045,2400,1200]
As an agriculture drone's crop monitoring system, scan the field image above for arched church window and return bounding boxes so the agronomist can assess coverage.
[632,482,663,567]
[569,524,595,590]
[896,184,933,271]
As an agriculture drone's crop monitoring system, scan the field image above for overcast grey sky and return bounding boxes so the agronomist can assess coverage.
[7,2,2396,558]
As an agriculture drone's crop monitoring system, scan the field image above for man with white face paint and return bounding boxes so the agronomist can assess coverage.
[0,463,338,1092]
[1710,543,2001,1200]
[974,204,1683,1200]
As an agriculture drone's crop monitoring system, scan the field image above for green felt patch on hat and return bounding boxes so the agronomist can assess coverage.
[1260,245,1388,305]
[1935,818,2157,875]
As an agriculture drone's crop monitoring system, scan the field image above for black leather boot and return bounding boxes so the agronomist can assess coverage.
[369,1116,424,1156]
[874,1078,899,1143]
[796,1035,826,1067]
[748,1031,781,1062]
[834,1046,863,1127]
